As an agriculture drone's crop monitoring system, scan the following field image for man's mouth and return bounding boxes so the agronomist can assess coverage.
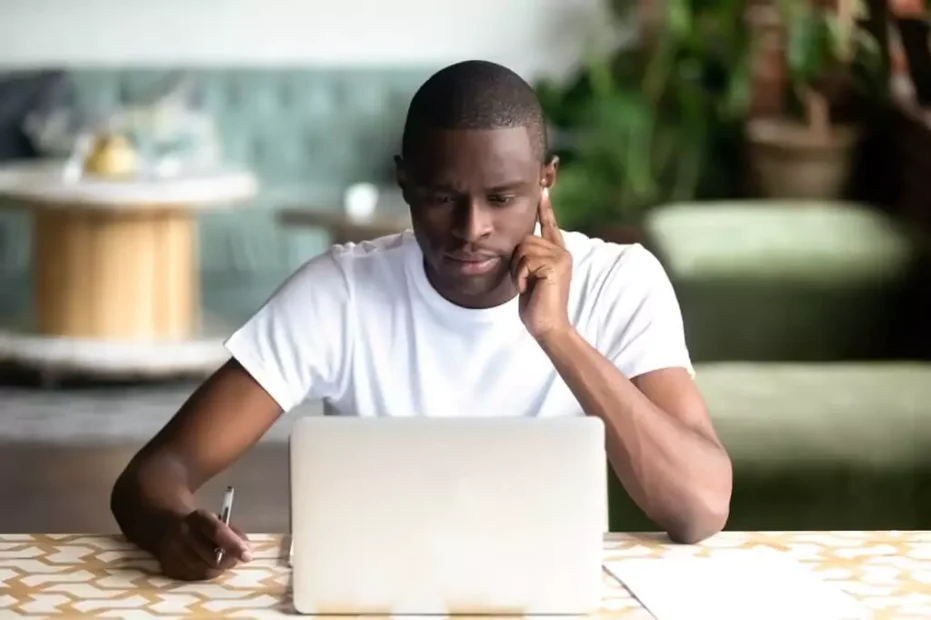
[443,254,501,276]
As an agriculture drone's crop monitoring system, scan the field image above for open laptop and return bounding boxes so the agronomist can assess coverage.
[289,416,607,616]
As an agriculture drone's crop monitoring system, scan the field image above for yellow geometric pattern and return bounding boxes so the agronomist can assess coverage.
[0,531,929,618]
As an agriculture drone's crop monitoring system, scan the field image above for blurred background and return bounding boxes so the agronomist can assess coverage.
[0,0,930,536]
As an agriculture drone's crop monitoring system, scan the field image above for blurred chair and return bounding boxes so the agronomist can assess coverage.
[644,200,920,362]
[597,198,931,533]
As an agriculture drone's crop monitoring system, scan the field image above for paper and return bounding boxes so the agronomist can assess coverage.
[604,549,868,620]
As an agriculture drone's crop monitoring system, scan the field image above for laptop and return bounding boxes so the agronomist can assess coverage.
[289,416,607,616]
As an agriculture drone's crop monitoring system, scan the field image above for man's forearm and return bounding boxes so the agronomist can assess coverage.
[111,453,197,554]
[539,328,732,543]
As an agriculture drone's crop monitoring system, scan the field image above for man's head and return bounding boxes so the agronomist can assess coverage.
[395,60,558,309]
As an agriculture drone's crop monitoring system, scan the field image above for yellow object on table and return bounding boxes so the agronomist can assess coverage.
[82,134,139,178]
[0,532,930,618]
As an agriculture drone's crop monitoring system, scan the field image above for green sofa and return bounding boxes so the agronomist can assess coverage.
[643,201,922,362]
[608,361,931,532]
[604,200,931,533]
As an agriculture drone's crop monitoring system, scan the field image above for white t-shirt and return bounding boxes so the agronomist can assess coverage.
[224,229,692,417]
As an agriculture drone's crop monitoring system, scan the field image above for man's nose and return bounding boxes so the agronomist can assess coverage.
[454,200,493,242]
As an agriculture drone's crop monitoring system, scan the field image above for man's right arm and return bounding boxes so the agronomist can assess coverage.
[111,251,351,578]
[110,359,282,566]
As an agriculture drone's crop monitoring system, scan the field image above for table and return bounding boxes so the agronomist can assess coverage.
[279,207,409,244]
[0,160,257,380]
[1,531,929,618]
[278,186,409,245]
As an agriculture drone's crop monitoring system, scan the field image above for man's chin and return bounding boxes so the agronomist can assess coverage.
[436,267,513,304]
[453,273,501,294]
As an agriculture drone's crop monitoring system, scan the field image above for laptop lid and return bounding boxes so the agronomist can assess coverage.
[289,416,606,615]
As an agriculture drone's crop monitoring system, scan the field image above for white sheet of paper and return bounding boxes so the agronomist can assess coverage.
[605,549,868,620]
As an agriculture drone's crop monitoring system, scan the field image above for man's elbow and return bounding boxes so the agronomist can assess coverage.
[667,464,733,544]
[667,500,730,544]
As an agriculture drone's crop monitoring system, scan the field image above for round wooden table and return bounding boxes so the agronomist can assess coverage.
[0,160,257,380]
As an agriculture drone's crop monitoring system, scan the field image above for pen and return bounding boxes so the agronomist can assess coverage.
[215,485,235,565]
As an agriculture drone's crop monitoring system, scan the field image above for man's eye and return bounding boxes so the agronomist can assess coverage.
[488,194,515,205]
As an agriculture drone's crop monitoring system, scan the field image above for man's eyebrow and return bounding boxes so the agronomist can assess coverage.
[487,181,529,192]
[412,181,530,193]
[414,182,528,193]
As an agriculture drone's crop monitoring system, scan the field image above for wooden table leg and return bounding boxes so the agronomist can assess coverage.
[32,205,198,340]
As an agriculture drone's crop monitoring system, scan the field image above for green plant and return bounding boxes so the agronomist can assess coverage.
[536,0,752,232]
[779,0,884,137]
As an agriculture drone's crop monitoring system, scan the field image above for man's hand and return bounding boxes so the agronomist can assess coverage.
[156,508,253,581]
[511,187,572,341]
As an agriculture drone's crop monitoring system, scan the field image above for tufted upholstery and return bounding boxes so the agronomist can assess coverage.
[63,69,426,187]
[644,200,922,361]
[0,67,431,320]
[606,361,931,531]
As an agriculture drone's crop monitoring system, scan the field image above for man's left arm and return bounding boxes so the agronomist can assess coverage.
[539,327,732,544]
[516,190,732,543]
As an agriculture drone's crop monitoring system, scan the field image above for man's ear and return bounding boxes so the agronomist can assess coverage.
[394,155,411,203]
[541,154,559,190]
[394,155,406,187]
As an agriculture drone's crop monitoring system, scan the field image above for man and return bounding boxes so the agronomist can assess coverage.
[111,60,732,581]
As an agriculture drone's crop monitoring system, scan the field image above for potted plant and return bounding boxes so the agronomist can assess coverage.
[536,0,751,242]
[746,0,882,200]
[890,0,931,105]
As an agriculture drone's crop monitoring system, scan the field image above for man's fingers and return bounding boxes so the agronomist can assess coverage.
[187,528,223,567]
[228,523,250,542]
[191,532,243,575]
[186,526,240,571]
[512,256,531,293]
[165,535,221,581]
[537,188,564,247]
[517,235,561,256]
[212,522,253,562]
[191,510,252,562]
[511,251,558,293]
[169,536,205,572]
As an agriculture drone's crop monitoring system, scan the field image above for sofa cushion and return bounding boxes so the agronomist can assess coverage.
[696,362,931,467]
[645,201,915,282]
[642,201,920,361]
[606,361,931,532]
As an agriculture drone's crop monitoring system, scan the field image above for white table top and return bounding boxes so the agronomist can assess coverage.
[0,160,258,210]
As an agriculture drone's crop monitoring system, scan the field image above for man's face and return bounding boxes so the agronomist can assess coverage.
[396,127,557,309]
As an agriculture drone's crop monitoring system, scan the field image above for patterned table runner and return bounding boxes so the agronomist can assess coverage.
[1,531,930,618]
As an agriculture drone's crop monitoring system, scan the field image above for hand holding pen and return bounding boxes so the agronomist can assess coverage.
[154,485,252,581]
[215,486,236,564]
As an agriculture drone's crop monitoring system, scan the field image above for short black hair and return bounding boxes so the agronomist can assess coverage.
[401,60,548,163]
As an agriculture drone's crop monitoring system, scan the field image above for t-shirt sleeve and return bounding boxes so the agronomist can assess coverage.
[223,251,351,412]
[598,244,694,379]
